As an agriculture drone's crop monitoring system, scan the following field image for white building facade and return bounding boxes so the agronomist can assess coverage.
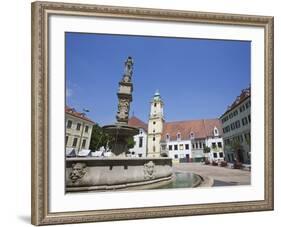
[160,120,224,163]
[128,116,148,158]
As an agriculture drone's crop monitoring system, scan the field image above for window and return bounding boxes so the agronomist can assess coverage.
[195,143,198,149]
[72,138,78,147]
[153,121,156,125]
[213,152,218,158]
[85,125,89,133]
[190,132,194,139]
[166,134,170,141]
[185,144,189,150]
[82,139,86,148]
[153,137,155,141]
[192,143,195,149]
[179,144,183,150]
[218,142,222,148]
[240,105,245,112]
[223,126,230,133]
[174,145,178,150]
[153,129,155,133]
[65,136,68,145]
[138,154,142,158]
[154,103,157,107]
[239,135,243,142]
[235,120,241,128]
[67,120,72,128]
[246,101,251,109]
[199,142,202,149]
[174,154,178,159]
[139,137,143,148]
[248,115,251,123]
[219,152,224,158]
[177,133,181,140]
[212,142,216,149]
[242,117,248,126]
[225,139,230,145]
[214,127,219,136]
[76,123,81,131]
[153,146,155,152]
[169,145,173,151]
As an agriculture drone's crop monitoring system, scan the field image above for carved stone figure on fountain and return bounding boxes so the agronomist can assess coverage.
[116,98,130,123]
[122,56,133,83]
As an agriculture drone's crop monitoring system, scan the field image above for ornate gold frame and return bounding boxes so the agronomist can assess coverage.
[31,1,274,225]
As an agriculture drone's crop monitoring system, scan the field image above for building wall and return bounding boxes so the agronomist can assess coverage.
[161,139,192,162]
[220,97,251,164]
[129,128,147,157]
[65,113,93,152]
[190,139,205,162]
[205,137,224,162]
[161,137,224,162]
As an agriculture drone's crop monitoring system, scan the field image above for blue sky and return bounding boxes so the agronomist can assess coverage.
[66,32,250,125]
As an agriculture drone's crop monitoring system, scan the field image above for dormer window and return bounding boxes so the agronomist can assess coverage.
[177,132,181,141]
[190,132,195,139]
[166,134,170,141]
[214,127,219,136]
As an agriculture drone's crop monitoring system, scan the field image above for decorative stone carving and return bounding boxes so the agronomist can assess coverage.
[144,161,155,180]
[69,162,87,183]
[116,98,130,121]
[115,56,134,124]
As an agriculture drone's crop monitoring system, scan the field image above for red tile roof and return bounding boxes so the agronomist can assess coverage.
[65,106,95,124]
[128,116,148,131]
[161,119,222,141]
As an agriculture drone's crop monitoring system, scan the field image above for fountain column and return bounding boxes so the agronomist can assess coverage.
[103,57,139,157]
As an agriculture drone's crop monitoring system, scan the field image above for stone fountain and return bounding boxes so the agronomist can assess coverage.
[102,56,139,157]
[66,57,173,192]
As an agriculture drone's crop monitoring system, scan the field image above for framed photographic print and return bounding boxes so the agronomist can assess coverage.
[31,1,274,225]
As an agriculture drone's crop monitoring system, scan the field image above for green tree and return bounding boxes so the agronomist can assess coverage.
[89,124,135,151]
[203,146,211,161]
[230,139,243,163]
[89,124,113,151]
[126,136,136,149]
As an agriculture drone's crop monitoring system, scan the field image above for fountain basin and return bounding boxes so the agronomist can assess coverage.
[102,124,139,157]
[66,157,173,192]
[102,124,139,137]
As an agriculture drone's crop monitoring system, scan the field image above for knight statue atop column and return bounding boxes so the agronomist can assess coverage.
[123,56,134,83]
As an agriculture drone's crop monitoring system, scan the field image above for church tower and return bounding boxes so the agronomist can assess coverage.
[147,90,164,157]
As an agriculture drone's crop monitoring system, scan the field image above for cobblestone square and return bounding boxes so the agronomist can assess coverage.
[173,163,251,187]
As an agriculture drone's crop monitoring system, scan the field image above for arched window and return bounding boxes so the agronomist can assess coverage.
[214,127,219,136]
[190,131,195,139]
[166,134,170,141]
[177,132,181,141]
